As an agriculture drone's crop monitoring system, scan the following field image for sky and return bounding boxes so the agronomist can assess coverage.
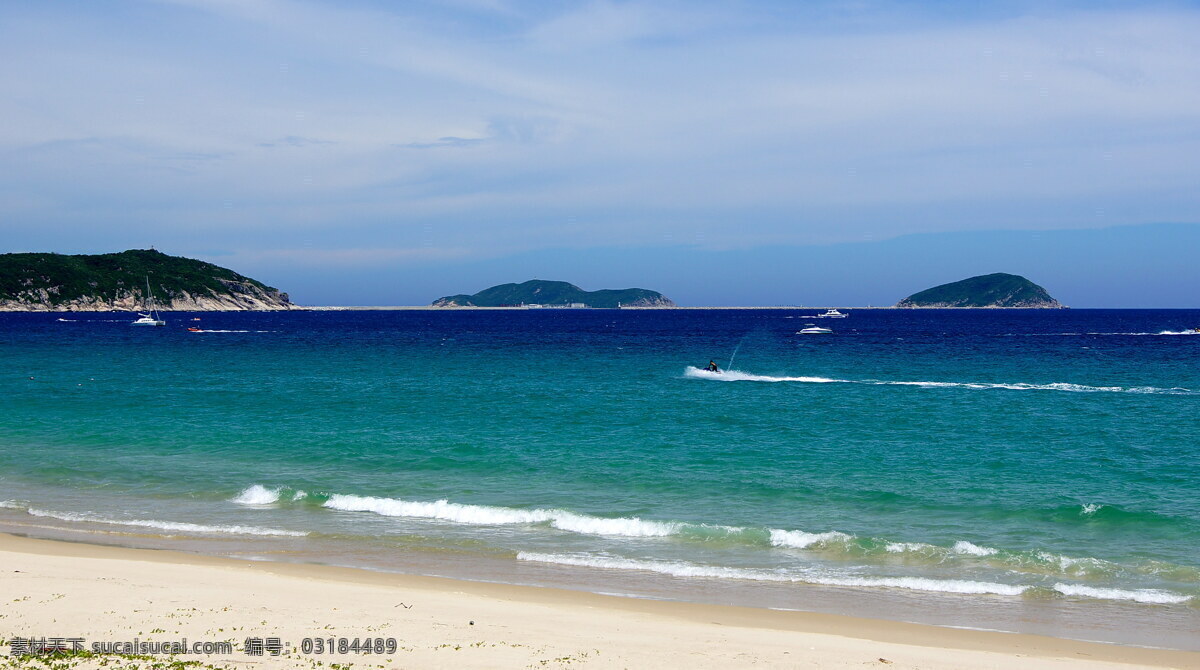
[1,0,1199,306]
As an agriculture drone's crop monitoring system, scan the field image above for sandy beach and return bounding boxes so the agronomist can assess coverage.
[1,533,1195,669]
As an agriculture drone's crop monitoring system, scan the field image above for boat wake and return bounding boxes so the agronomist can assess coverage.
[684,367,840,384]
[683,367,1195,395]
[1012,331,1200,336]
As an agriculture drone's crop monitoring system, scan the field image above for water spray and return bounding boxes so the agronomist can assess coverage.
[727,334,749,371]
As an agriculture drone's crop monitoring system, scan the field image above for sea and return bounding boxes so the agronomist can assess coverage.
[1,308,1197,649]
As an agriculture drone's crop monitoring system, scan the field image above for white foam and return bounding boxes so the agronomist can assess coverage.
[1080,503,1103,516]
[231,484,282,505]
[886,541,1099,574]
[1033,551,1116,576]
[884,541,936,553]
[517,552,1028,596]
[325,494,551,524]
[1077,331,1199,336]
[817,575,1027,595]
[519,552,787,580]
[549,511,680,537]
[684,367,841,383]
[952,541,999,557]
[1052,583,1192,605]
[685,367,1193,395]
[769,528,851,549]
[323,494,679,537]
[875,380,1130,393]
[23,507,306,537]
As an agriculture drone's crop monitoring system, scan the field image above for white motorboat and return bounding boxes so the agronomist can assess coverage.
[131,276,166,327]
[798,325,833,334]
[816,309,847,318]
[131,314,165,326]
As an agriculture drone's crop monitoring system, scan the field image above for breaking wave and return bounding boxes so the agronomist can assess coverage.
[323,494,854,547]
[231,484,282,505]
[6,491,1194,606]
[769,528,852,549]
[951,540,999,556]
[517,553,1194,604]
[312,491,1198,582]
[1052,583,1192,605]
[4,503,307,537]
[323,494,681,537]
[231,485,310,505]
[517,552,1030,596]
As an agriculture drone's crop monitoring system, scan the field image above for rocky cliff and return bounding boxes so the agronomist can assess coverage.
[0,249,294,311]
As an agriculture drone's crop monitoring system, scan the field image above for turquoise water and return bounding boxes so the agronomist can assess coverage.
[1,309,1198,644]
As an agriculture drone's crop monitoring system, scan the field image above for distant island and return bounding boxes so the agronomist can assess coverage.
[432,280,675,308]
[0,249,293,311]
[896,273,1063,308]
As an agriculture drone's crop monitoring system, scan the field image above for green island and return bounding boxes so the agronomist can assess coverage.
[896,273,1063,308]
[432,280,674,308]
[0,249,293,311]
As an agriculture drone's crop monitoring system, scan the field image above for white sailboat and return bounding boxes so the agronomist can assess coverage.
[131,276,166,327]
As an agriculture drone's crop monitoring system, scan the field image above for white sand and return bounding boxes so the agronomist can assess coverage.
[1,533,1195,669]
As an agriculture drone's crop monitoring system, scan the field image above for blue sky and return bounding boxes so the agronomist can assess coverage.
[2,1,1199,305]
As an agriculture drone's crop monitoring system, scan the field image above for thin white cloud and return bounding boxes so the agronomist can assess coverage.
[1,0,1199,257]
[221,246,476,268]
[524,0,703,51]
